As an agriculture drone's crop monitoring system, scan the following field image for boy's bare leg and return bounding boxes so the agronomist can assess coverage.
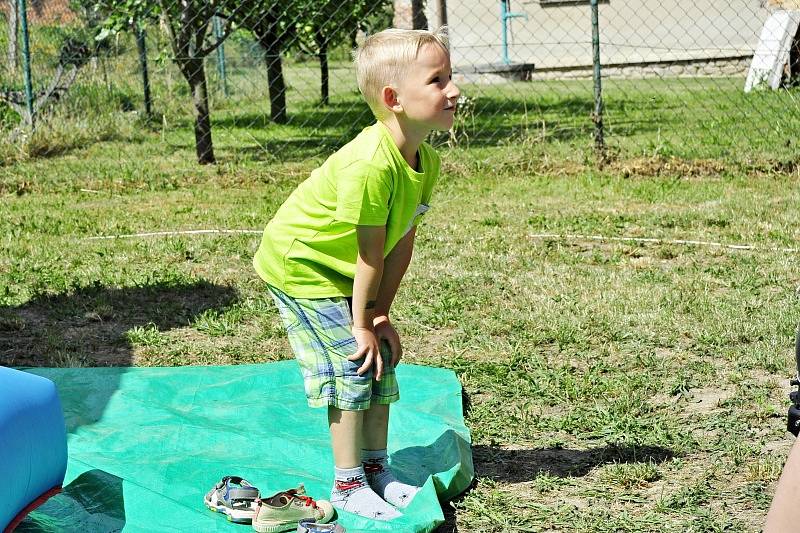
[362,403,389,450]
[329,406,363,467]
[328,406,401,520]
[361,403,421,508]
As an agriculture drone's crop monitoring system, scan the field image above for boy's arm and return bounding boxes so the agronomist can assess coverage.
[374,226,416,318]
[350,225,386,380]
[373,227,416,368]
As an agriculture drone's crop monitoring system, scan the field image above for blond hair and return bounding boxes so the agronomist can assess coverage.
[353,27,450,120]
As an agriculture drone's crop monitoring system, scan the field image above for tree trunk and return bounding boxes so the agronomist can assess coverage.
[393,0,428,30]
[437,0,448,27]
[7,0,18,74]
[261,34,287,124]
[317,31,329,106]
[183,58,215,164]
[350,27,358,50]
[412,0,427,30]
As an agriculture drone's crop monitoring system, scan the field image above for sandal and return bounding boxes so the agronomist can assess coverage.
[204,475,260,523]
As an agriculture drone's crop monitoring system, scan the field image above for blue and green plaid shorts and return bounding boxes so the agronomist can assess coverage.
[268,285,399,411]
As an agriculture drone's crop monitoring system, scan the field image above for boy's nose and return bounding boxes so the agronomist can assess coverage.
[446,80,461,100]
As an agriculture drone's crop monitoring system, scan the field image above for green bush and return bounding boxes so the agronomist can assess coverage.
[0,101,17,129]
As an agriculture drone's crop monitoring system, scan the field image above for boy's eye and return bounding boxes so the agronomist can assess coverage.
[429,77,440,84]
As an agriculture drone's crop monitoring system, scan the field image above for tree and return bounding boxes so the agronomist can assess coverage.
[99,0,290,158]
[224,2,293,124]
[157,1,235,163]
[221,0,388,125]
[226,1,389,121]
[1,38,93,128]
[98,0,237,164]
[293,0,392,105]
[2,3,102,129]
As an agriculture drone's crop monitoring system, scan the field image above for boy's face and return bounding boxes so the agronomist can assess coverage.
[394,43,460,133]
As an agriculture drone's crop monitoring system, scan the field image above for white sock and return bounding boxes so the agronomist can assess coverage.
[330,465,402,520]
[362,449,421,508]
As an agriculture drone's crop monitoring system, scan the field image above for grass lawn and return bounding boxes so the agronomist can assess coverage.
[2,131,799,530]
[3,31,800,531]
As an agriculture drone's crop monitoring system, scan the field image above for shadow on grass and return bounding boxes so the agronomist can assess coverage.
[214,100,374,133]
[220,94,666,161]
[428,388,675,532]
[472,443,675,482]
[431,443,674,533]
[12,80,784,166]
[5,92,667,166]
[0,279,238,368]
[207,95,619,164]
[224,138,349,162]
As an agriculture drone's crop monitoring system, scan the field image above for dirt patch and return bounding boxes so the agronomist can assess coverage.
[402,327,459,363]
[762,437,794,456]
[682,387,734,414]
[650,392,680,408]
[608,156,727,179]
[749,369,789,392]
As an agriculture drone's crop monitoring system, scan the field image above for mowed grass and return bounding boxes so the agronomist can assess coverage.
[3,27,800,532]
[2,133,800,530]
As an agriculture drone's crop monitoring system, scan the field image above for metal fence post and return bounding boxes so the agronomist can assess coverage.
[17,0,34,128]
[500,0,527,65]
[590,0,605,154]
[135,25,153,118]
[213,16,229,97]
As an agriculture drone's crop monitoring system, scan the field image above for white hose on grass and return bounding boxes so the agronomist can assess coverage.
[83,228,798,253]
[85,229,262,240]
[528,233,799,253]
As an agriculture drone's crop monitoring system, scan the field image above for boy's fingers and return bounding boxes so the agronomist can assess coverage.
[388,337,402,368]
[347,347,367,361]
[374,351,383,381]
[356,351,373,375]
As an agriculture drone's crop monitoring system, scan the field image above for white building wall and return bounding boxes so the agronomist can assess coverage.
[444,1,771,70]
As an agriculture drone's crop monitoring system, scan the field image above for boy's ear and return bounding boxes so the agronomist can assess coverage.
[380,85,403,114]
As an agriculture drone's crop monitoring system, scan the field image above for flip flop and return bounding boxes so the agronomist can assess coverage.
[204,475,260,523]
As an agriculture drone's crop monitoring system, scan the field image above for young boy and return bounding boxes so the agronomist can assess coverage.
[253,27,460,521]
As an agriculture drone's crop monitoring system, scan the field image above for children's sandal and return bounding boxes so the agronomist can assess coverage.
[204,475,260,523]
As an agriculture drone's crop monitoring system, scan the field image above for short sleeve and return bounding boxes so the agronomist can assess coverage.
[420,144,441,205]
[334,162,393,225]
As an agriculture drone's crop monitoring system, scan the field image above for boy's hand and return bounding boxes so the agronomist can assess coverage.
[374,316,402,368]
[349,326,384,381]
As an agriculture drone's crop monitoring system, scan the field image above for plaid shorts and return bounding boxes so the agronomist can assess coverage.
[268,285,399,411]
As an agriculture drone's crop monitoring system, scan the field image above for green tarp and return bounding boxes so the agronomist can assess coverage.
[17,362,473,533]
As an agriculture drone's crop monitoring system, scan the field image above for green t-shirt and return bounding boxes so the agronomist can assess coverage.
[253,122,440,298]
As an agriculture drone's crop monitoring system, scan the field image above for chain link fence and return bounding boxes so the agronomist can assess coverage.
[1,0,800,167]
